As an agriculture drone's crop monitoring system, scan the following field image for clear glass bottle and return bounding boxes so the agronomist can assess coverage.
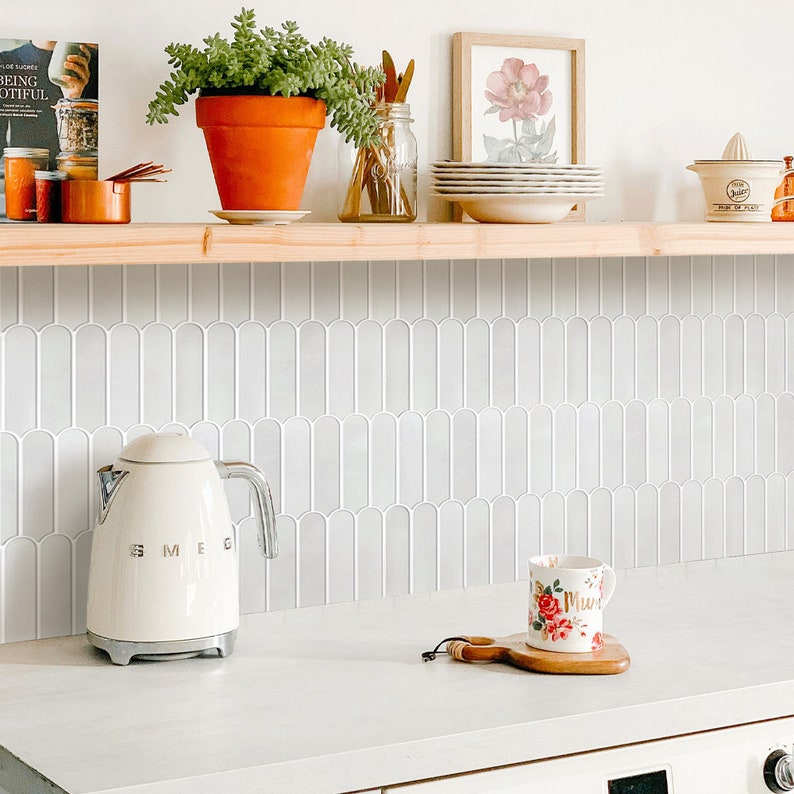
[338,102,417,222]
[772,155,794,221]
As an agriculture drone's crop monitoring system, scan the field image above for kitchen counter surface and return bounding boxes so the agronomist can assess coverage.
[2,551,794,793]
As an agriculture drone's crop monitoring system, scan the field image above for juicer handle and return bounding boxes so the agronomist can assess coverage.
[216,461,278,559]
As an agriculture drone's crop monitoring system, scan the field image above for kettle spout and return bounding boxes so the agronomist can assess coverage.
[96,465,127,523]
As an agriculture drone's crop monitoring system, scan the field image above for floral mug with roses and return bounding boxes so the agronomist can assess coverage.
[527,555,616,654]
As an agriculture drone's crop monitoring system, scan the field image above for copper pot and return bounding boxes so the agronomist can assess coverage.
[62,180,130,223]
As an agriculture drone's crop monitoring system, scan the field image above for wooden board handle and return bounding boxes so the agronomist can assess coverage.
[447,636,503,662]
[445,632,630,675]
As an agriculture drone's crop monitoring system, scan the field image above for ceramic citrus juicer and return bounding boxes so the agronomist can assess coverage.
[687,133,783,222]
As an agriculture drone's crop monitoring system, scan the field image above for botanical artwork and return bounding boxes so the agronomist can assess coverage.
[465,40,576,166]
[483,57,557,164]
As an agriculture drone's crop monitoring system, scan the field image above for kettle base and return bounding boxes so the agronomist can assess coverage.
[86,629,237,666]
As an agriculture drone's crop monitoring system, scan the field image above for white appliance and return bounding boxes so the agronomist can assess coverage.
[85,432,277,665]
[393,717,794,792]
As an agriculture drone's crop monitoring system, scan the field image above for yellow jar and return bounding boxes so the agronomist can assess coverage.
[57,152,98,181]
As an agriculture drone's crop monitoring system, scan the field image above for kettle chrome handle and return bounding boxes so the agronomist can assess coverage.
[216,461,278,559]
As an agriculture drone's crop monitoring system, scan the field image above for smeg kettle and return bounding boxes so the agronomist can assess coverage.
[86,432,277,665]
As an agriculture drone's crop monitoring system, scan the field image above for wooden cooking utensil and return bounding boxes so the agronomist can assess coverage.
[105,162,172,182]
[442,633,630,675]
[382,50,399,103]
[393,59,415,104]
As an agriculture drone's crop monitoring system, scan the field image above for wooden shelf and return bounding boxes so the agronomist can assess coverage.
[2,221,794,267]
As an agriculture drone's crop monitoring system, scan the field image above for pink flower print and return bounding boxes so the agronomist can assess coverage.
[547,615,573,642]
[591,631,604,651]
[537,593,562,621]
[484,58,553,123]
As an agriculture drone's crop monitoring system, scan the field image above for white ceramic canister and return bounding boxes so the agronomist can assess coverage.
[687,159,783,222]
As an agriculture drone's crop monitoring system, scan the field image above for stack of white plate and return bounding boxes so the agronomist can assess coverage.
[431,161,604,223]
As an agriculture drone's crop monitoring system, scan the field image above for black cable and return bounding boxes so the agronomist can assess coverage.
[421,636,470,662]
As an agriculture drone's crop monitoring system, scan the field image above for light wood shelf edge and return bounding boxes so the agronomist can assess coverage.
[1,221,794,267]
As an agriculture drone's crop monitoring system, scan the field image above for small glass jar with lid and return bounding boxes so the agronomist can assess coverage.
[337,102,417,222]
[57,151,98,181]
[3,147,50,220]
[34,170,68,223]
[54,98,99,153]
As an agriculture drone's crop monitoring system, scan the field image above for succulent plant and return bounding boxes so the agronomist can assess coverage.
[146,7,385,147]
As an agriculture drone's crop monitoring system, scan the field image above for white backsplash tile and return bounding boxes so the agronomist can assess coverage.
[2,254,794,642]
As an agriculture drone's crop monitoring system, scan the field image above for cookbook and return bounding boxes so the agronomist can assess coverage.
[0,38,99,218]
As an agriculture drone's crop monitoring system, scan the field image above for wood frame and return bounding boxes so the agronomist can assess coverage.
[452,32,586,221]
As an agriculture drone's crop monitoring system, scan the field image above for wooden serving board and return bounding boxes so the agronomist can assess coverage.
[446,633,630,675]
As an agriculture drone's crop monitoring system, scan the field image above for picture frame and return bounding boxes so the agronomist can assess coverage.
[451,32,586,220]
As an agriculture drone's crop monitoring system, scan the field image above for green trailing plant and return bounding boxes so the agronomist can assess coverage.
[146,7,385,147]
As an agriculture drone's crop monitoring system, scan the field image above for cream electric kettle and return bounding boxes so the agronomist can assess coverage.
[86,433,277,665]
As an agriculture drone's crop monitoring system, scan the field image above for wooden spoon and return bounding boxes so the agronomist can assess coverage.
[382,50,399,103]
[394,58,415,103]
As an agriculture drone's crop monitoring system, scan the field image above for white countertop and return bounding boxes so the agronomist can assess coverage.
[2,552,794,793]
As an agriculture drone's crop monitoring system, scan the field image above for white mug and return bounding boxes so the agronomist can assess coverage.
[527,554,616,653]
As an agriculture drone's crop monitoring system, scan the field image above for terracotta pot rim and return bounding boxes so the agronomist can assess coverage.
[197,91,323,102]
[195,94,326,129]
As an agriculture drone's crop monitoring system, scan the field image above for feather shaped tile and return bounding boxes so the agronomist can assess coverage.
[1,254,794,643]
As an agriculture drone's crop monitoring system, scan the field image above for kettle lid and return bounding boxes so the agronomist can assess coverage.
[118,433,211,463]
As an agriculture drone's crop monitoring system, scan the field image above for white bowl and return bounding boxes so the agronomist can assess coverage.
[435,193,598,223]
[686,160,782,222]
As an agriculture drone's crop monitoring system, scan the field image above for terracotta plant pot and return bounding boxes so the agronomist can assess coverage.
[195,94,326,211]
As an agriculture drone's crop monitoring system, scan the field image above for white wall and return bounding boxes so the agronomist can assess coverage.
[2,0,791,223]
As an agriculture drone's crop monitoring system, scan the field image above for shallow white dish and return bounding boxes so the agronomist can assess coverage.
[210,210,311,225]
[432,171,603,179]
[432,174,605,185]
[432,170,604,179]
[433,185,605,194]
[434,193,601,223]
[432,160,602,172]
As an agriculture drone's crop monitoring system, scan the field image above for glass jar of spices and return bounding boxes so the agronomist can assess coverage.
[53,98,99,153]
[57,151,98,181]
[34,170,68,223]
[3,147,50,220]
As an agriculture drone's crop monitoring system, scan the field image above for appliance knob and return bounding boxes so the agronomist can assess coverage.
[765,748,794,792]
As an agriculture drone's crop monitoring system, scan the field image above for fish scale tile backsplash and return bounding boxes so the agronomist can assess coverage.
[2,253,794,643]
